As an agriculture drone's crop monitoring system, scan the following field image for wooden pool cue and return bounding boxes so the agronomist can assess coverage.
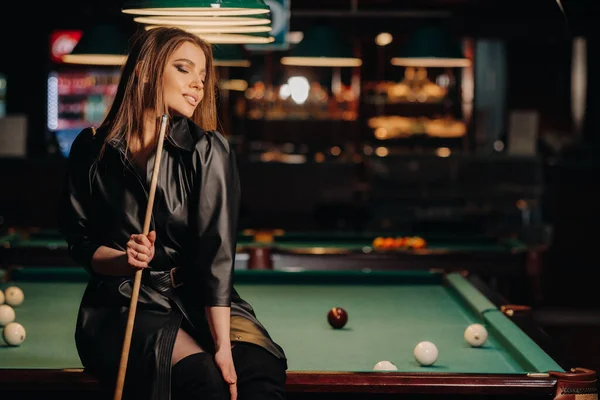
[113,114,169,400]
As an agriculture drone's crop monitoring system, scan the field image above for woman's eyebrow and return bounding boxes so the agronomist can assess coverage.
[174,58,195,66]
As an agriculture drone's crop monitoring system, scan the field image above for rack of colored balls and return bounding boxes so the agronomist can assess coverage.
[372,236,427,250]
[0,286,26,346]
[327,307,489,369]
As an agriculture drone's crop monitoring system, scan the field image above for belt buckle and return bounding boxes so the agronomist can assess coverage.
[170,267,184,288]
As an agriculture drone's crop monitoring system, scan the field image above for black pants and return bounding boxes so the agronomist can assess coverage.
[171,342,287,400]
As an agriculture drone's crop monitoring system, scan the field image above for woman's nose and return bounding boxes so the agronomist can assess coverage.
[191,78,203,90]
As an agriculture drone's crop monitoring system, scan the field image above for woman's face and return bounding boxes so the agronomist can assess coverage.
[162,41,207,118]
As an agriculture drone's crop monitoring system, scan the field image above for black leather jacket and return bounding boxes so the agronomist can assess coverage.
[58,117,285,399]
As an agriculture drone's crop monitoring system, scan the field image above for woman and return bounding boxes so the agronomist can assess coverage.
[58,26,287,400]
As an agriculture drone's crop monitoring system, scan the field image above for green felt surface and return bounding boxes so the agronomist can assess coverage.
[0,280,84,368]
[0,268,561,374]
[237,231,526,252]
[2,230,525,253]
[0,232,67,249]
[271,241,513,252]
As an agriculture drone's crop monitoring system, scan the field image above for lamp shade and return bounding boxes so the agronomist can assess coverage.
[62,25,129,66]
[213,44,251,66]
[280,25,361,67]
[122,0,270,16]
[162,25,271,33]
[143,25,274,44]
[130,1,275,44]
[391,27,470,68]
[133,15,271,26]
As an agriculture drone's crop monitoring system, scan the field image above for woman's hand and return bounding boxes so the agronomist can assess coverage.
[126,230,156,269]
[214,347,237,400]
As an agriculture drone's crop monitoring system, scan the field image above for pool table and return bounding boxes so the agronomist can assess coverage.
[1,228,542,304]
[0,267,595,399]
[1,228,533,266]
[0,229,74,268]
[238,230,543,304]
[237,229,532,268]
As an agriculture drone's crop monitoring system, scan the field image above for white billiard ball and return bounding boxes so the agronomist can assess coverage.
[464,324,488,347]
[0,289,4,304]
[373,360,398,371]
[0,304,15,326]
[4,286,24,307]
[414,341,438,366]
[3,322,26,346]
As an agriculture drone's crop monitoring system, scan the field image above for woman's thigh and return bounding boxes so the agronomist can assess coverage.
[172,328,206,366]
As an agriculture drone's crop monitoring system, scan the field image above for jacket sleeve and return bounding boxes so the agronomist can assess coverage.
[57,128,101,275]
[191,132,241,307]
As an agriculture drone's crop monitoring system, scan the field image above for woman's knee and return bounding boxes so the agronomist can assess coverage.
[233,343,287,399]
[171,352,228,400]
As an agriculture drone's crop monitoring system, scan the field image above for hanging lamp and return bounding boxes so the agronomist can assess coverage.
[125,0,274,44]
[391,26,470,68]
[280,25,361,67]
[143,25,274,44]
[62,24,129,66]
[122,0,271,16]
[133,15,271,26]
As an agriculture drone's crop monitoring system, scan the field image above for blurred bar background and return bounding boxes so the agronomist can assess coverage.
[0,0,598,374]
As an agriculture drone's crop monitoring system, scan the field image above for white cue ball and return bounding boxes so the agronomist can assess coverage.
[0,304,16,326]
[3,322,26,346]
[4,286,24,307]
[373,360,398,371]
[414,341,438,366]
[0,289,4,304]
[464,324,488,347]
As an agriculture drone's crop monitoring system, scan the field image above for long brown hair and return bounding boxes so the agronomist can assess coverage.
[99,26,217,157]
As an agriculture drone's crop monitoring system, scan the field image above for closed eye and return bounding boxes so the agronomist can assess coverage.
[176,66,188,74]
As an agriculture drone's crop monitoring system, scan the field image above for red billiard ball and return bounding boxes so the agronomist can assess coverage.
[327,307,348,329]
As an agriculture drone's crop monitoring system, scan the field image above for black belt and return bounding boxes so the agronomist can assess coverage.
[148,267,184,293]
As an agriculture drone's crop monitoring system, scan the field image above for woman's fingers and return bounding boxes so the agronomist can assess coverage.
[127,233,156,266]
[127,240,152,257]
[131,234,152,248]
[127,248,149,268]
[229,380,237,400]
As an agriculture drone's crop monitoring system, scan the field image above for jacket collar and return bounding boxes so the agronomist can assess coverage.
[101,116,198,153]
[168,116,196,152]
